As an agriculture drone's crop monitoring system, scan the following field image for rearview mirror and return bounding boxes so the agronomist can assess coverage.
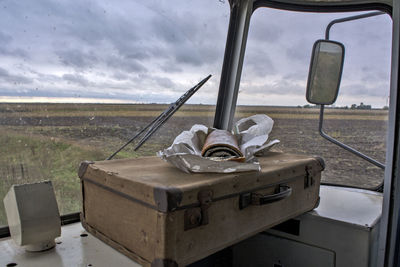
[306,40,345,105]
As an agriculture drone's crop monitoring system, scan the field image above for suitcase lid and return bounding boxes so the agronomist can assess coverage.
[79,152,324,213]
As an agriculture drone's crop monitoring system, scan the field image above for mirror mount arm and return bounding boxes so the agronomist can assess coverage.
[318,104,385,170]
[325,11,385,40]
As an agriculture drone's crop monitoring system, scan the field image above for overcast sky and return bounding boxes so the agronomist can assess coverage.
[0,0,392,107]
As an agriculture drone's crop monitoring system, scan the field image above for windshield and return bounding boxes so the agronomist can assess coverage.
[235,8,391,189]
[0,1,392,229]
[0,0,229,227]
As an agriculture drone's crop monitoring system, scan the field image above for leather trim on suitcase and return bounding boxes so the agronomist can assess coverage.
[79,153,324,212]
[81,174,305,213]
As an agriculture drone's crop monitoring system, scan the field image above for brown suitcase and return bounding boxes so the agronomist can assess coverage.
[79,152,324,266]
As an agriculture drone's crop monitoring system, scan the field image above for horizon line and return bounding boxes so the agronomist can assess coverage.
[0,96,386,109]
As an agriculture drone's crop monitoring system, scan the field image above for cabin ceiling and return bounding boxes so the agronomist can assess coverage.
[271,0,391,6]
[252,0,392,10]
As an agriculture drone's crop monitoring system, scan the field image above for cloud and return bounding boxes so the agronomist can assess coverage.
[154,76,176,88]
[106,55,147,73]
[340,82,389,98]
[0,31,29,58]
[151,16,187,44]
[56,49,98,69]
[0,67,33,84]
[249,15,283,43]
[286,39,312,63]
[0,31,12,46]
[62,73,90,87]
[244,50,276,77]
[160,61,182,73]
[241,76,305,97]
[0,47,29,58]
[112,71,129,81]
[0,1,392,107]
[174,43,203,66]
[125,51,149,61]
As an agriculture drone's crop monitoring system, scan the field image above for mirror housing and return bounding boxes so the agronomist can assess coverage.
[306,39,345,105]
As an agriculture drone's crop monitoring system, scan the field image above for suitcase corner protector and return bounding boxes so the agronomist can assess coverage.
[151,258,178,267]
[153,186,183,212]
[314,156,325,171]
[78,161,95,179]
[80,213,89,229]
[313,196,321,209]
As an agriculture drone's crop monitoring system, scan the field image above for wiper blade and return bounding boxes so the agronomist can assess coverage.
[106,74,212,160]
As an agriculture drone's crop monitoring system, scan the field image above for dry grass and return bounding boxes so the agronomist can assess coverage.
[0,103,388,226]
[0,103,387,120]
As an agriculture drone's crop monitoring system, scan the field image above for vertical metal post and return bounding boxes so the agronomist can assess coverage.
[213,0,253,130]
[378,2,400,266]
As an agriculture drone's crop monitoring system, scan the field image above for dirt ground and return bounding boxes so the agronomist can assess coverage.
[0,107,386,187]
[0,103,388,224]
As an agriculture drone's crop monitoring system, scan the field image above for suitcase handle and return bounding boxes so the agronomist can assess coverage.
[239,185,292,209]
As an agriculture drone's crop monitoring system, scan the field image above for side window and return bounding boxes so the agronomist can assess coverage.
[236,9,391,188]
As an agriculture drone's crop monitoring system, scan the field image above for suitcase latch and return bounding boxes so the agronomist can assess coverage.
[184,190,213,230]
[305,166,314,188]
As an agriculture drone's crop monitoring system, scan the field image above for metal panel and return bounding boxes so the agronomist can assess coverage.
[312,186,382,227]
[258,0,392,7]
[0,223,139,267]
[253,0,392,14]
[233,186,383,267]
[233,233,335,267]
[274,186,382,267]
[378,0,400,265]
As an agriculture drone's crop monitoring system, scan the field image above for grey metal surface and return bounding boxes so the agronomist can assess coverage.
[253,0,392,11]
[213,0,253,130]
[233,233,335,267]
[378,0,400,265]
[265,0,392,7]
[297,186,382,267]
[0,223,139,267]
[232,185,383,267]
[312,186,382,227]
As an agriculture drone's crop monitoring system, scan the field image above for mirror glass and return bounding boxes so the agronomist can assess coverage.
[306,40,345,105]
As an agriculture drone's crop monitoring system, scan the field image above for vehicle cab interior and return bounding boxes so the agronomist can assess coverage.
[0,0,399,266]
